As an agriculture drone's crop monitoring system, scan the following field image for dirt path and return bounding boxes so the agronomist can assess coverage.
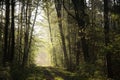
[25,67,80,80]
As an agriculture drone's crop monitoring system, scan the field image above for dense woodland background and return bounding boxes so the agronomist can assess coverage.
[0,0,120,80]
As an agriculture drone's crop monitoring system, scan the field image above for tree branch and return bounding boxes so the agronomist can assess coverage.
[62,0,76,20]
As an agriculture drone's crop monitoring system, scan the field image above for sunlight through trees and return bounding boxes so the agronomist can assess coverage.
[0,0,120,80]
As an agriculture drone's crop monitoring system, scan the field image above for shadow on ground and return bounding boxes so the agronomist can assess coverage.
[26,67,80,80]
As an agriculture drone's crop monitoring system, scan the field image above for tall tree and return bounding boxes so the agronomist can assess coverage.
[103,0,113,78]
[71,0,90,63]
[22,0,31,67]
[10,0,15,64]
[3,0,10,66]
[54,0,69,68]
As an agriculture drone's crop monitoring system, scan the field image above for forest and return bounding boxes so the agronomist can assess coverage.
[0,0,120,80]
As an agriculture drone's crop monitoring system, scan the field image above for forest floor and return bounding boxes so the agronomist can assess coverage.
[1,65,110,80]
[22,66,80,80]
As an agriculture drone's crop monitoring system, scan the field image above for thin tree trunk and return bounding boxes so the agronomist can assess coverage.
[3,0,10,66]
[10,0,15,64]
[19,1,25,65]
[68,23,72,70]
[22,0,30,67]
[45,3,58,67]
[54,0,69,68]
[28,0,39,58]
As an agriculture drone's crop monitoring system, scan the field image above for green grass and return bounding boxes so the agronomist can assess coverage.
[11,66,80,80]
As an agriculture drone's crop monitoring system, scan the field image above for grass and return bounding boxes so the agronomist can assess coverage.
[11,66,80,80]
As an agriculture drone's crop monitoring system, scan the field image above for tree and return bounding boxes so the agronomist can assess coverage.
[63,0,90,64]
[3,0,10,66]
[104,0,113,78]
[54,0,69,68]
[10,0,15,64]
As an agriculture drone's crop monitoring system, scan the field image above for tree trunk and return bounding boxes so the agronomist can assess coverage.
[71,0,90,63]
[103,0,113,78]
[22,0,30,67]
[54,0,69,68]
[3,0,10,66]
[10,0,15,64]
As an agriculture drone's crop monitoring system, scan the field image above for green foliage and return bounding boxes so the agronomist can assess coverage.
[102,34,120,79]
[0,66,12,80]
[76,63,107,80]
[111,14,120,20]
[11,66,81,80]
[103,34,120,53]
